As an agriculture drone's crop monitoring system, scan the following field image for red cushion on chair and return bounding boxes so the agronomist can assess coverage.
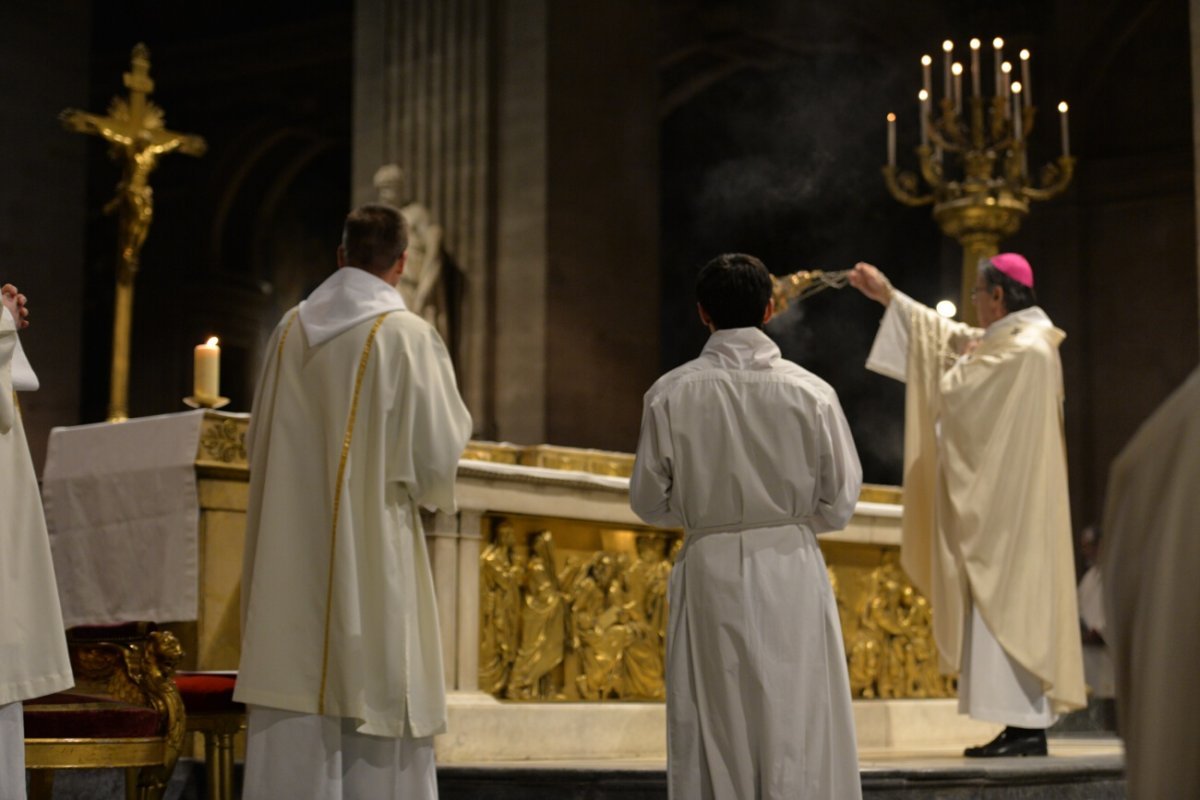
[23,692,162,739]
[175,673,244,714]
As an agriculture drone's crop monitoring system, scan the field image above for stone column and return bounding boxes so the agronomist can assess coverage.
[354,1,660,450]
[1193,0,1200,348]
[354,0,494,432]
[455,509,484,692]
[426,510,461,688]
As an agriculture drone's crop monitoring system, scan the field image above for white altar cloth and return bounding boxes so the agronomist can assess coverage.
[41,410,217,627]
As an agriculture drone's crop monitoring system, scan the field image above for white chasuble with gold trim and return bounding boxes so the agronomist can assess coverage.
[236,268,472,739]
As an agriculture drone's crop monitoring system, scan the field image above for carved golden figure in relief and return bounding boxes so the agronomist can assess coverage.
[479,522,522,694]
[842,561,955,699]
[479,518,950,702]
[506,532,567,699]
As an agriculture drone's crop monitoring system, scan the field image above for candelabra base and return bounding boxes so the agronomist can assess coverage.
[184,396,230,410]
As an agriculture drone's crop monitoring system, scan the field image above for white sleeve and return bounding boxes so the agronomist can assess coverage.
[0,309,14,434]
[812,393,864,533]
[8,307,38,392]
[865,291,915,383]
[629,395,682,528]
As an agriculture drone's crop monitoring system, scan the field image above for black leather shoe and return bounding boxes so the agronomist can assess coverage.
[963,726,1048,757]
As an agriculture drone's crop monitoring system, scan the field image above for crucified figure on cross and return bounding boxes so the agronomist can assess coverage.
[60,43,206,421]
[61,43,206,281]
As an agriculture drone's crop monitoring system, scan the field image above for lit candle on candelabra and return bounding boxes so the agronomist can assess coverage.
[921,54,932,100]
[887,113,896,166]
[918,90,930,146]
[1011,82,1023,141]
[993,37,1005,96]
[942,40,954,100]
[1058,101,1071,157]
[969,38,982,96]
[952,62,964,112]
[1001,61,1013,116]
[1019,49,1032,107]
[194,337,220,401]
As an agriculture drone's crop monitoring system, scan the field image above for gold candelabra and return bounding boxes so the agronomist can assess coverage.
[883,37,1074,324]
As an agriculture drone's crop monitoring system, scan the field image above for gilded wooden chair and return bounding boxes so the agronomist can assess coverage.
[23,622,186,800]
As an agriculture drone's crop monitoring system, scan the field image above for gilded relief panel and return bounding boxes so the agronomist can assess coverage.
[479,514,955,702]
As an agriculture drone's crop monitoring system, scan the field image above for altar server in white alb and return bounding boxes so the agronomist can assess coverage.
[850,254,1085,757]
[1103,365,1200,799]
[0,284,73,798]
[236,204,472,799]
[631,253,864,800]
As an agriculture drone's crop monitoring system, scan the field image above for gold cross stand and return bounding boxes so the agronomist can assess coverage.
[61,43,206,422]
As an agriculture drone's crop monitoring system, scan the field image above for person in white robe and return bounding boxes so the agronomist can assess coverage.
[236,205,472,800]
[631,253,864,800]
[1075,525,1113,698]
[0,284,73,799]
[1102,364,1200,799]
[849,254,1085,757]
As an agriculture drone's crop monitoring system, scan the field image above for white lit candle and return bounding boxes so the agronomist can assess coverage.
[194,336,220,401]
[1011,82,1023,141]
[969,38,982,96]
[1058,101,1070,157]
[1000,61,1013,117]
[1019,49,1032,107]
[942,40,954,100]
[921,54,932,100]
[993,37,1005,96]
[918,89,930,146]
[952,62,964,113]
[886,113,896,166]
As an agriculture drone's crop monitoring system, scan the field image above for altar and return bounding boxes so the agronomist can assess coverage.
[43,411,998,765]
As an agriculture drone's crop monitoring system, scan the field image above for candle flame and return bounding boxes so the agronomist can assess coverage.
[1019,48,1031,61]
[993,37,1005,49]
[952,62,964,76]
[970,38,981,50]
[1001,61,1012,74]
[942,40,954,52]
[887,112,896,122]
[921,54,932,66]
[206,337,219,347]
[1011,81,1022,94]
[919,89,929,101]
[1058,101,1069,113]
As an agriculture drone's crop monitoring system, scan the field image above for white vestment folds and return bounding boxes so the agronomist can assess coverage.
[866,293,1085,719]
[236,267,472,745]
[0,308,73,799]
[0,307,73,707]
[631,327,863,800]
[1103,365,1200,799]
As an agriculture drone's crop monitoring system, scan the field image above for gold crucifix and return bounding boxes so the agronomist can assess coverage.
[61,43,206,422]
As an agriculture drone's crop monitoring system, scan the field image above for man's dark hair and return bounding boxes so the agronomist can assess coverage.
[696,253,773,329]
[342,203,408,272]
[981,262,1037,313]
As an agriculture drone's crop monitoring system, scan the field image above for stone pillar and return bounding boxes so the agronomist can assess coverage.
[354,1,660,450]
[1193,0,1200,348]
[426,510,461,688]
[455,510,484,692]
[354,0,494,433]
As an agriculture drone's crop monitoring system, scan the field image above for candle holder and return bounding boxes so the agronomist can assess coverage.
[184,395,230,410]
[884,38,1075,324]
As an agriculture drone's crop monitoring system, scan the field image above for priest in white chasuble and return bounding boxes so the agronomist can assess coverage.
[850,254,1085,757]
[631,253,863,800]
[0,285,73,797]
[1103,365,1200,799]
[236,205,472,800]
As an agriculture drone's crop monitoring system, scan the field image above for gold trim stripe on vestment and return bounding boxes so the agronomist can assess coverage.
[317,312,391,714]
[271,311,299,403]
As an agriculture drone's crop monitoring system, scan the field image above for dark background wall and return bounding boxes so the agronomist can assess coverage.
[657,0,1198,530]
[3,0,1194,538]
